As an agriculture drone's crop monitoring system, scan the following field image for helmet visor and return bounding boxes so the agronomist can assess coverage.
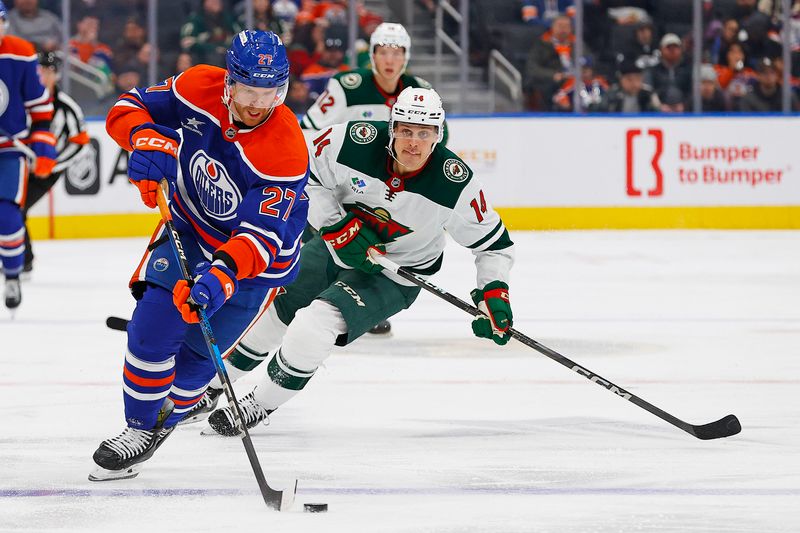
[230,81,288,109]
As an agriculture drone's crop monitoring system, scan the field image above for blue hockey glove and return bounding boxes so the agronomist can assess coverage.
[128,123,179,208]
[470,281,513,346]
[172,261,239,323]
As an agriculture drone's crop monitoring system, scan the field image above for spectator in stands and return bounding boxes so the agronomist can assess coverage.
[237,0,285,40]
[734,0,781,64]
[523,15,582,110]
[738,57,800,110]
[605,1,656,26]
[551,55,608,112]
[354,13,383,69]
[180,0,241,68]
[714,41,757,109]
[521,0,576,27]
[273,0,300,29]
[69,13,113,80]
[707,18,741,66]
[301,24,350,100]
[6,0,61,51]
[287,15,325,76]
[659,86,685,113]
[175,52,194,74]
[699,63,728,111]
[285,74,315,115]
[644,33,692,103]
[600,59,660,112]
[617,19,659,70]
[114,42,153,94]
[113,18,146,74]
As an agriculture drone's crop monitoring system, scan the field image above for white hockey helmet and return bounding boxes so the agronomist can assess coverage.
[389,87,445,145]
[370,22,411,73]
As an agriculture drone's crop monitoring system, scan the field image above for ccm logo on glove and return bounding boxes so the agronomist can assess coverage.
[326,218,364,248]
[133,135,178,157]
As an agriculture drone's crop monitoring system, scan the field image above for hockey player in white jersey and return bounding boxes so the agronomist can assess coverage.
[300,22,430,130]
[301,22,436,337]
[201,87,516,436]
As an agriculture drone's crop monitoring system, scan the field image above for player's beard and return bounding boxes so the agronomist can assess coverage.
[231,101,272,127]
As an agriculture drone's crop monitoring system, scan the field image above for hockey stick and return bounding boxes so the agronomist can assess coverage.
[106,316,129,331]
[155,182,297,510]
[368,251,741,441]
[0,126,37,161]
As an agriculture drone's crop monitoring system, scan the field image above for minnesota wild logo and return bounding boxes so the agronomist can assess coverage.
[345,202,412,243]
[349,122,378,144]
[340,72,362,89]
[443,158,469,183]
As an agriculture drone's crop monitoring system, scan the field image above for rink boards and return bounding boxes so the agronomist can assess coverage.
[26,114,800,238]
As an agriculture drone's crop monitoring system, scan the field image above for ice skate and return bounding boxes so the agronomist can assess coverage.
[88,425,175,481]
[203,391,272,436]
[4,277,21,311]
[177,387,222,425]
[89,401,175,481]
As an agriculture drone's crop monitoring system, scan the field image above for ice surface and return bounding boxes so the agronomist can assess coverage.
[1,231,798,532]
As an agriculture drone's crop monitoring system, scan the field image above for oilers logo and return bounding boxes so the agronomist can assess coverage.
[189,151,241,220]
[0,80,9,116]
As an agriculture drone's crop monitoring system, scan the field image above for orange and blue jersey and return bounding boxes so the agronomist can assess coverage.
[106,65,310,288]
[0,35,54,147]
[0,34,53,207]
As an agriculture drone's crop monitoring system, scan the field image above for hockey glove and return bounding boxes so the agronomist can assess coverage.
[27,130,57,177]
[172,261,239,323]
[320,213,385,274]
[128,123,180,208]
[470,281,513,346]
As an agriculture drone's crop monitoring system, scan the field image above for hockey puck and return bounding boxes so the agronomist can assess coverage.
[303,503,328,513]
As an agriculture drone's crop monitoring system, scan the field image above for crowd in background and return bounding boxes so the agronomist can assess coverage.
[3,0,800,115]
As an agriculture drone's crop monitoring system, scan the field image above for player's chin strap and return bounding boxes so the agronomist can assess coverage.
[367,250,742,442]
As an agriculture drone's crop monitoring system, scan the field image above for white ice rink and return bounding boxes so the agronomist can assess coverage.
[1,230,798,532]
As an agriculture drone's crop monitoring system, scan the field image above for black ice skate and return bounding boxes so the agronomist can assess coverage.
[177,386,223,425]
[89,402,175,481]
[204,391,273,437]
[4,278,21,310]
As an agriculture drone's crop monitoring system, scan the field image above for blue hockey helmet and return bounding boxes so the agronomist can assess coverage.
[227,30,289,89]
[0,1,7,20]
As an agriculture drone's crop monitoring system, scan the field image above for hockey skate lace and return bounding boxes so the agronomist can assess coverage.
[239,393,270,425]
[104,428,152,460]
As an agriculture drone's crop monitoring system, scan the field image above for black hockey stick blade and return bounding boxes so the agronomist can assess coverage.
[689,414,742,440]
[106,316,129,332]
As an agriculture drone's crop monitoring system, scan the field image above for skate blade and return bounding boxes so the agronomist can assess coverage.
[200,425,227,436]
[88,465,141,481]
[176,411,211,426]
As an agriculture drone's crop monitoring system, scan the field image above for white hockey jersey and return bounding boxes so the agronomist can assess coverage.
[306,121,514,288]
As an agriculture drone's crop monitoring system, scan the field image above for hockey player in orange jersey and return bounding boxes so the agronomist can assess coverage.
[90,30,310,481]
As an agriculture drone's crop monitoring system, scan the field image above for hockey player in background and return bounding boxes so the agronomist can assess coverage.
[201,87,516,437]
[301,23,431,130]
[22,51,90,273]
[302,22,433,338]
[0,0,56,311]
[89,30,309,480]
[178,23,437,424]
